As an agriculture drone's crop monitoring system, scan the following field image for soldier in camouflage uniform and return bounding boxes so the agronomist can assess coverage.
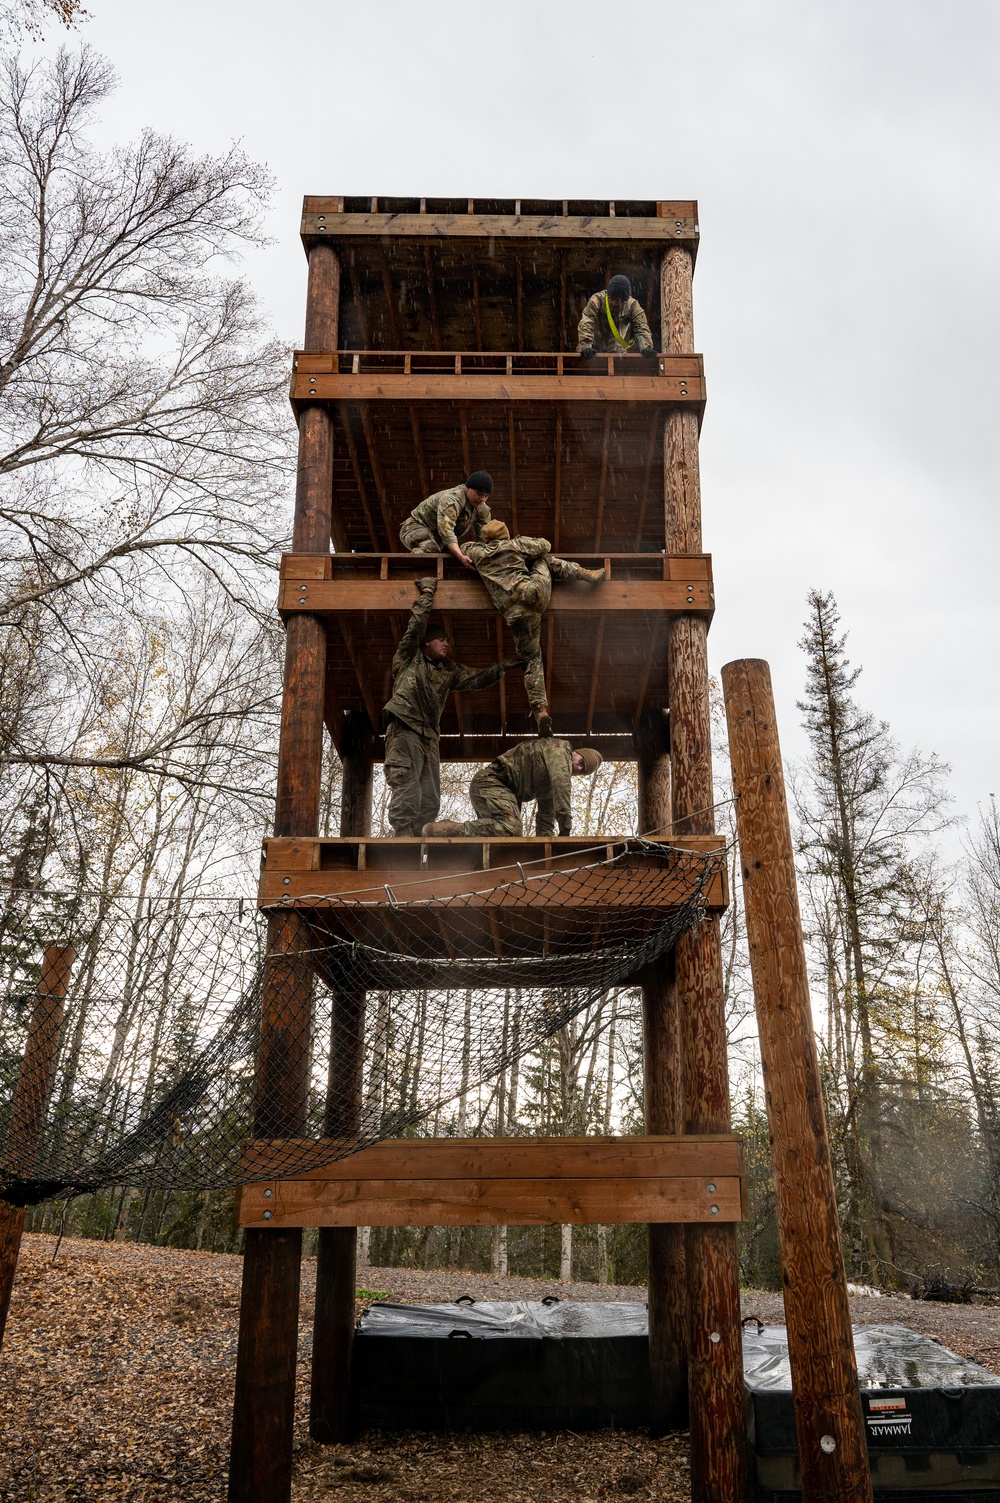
[577,273,656,358]
[423,739,603,838]
[399,470,494,569]
[383,577,518,836]
[465,520,605,736]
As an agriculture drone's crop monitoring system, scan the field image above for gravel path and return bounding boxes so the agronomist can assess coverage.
[3,1233,1000,1502]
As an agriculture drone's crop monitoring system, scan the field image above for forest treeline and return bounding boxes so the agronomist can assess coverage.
[3,50,999,1293]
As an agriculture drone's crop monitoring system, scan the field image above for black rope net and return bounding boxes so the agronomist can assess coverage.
[0,840,721,1206]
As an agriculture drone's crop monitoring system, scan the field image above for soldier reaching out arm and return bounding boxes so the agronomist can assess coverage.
[423,739,603,839]
[382,577,518,836]
[577,274,656,359]
[398,470,494,569]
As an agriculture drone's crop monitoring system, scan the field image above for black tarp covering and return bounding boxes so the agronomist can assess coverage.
[745,1323,1000,1501]
[353,1299,652,1431]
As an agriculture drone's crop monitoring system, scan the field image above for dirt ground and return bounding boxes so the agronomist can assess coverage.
[3,1234,1000,1502]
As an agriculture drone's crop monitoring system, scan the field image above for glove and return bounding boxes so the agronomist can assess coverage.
[641,345,658,358]
[579,346,596,359]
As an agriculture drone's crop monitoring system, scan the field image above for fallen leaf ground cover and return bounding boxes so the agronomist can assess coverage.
[2,1233,1000,1501]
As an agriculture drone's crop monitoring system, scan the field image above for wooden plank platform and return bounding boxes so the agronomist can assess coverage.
[260,834,726,906]
[239,1133,743,1229]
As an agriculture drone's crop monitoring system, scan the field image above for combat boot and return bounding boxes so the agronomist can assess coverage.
[535,710,553,737]
[422,819,465,837]
[578,566,606,584]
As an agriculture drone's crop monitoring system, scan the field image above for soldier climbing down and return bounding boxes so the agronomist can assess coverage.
[577,274,656,358]
[383,577,518,836]
[399,471,494,569]
[423,738,603,839]
[465,519,605,737]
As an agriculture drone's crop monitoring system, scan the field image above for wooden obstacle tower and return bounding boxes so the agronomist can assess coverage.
[227,198,874,1503]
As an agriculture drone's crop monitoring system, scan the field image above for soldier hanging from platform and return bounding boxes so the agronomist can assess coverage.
[465,519,605,737]
[399,470,494,568]
[577,274,656,358]
[423,739,603,838]
[383,577,519,837]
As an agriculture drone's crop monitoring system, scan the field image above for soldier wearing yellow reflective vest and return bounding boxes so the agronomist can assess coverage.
[577,274,656,358]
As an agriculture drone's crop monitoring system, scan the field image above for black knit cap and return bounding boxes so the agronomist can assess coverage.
[465,470,493,494]
[423,621,449,645]
[607,274,631,300]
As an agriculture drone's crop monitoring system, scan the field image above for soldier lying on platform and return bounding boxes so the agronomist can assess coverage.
[577,274,656,358]
[465,520,605,738]
[383,577,518,837]
[423,739,603,839]
[399,470,494,569]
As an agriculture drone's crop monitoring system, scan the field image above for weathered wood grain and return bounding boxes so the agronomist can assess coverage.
[311,713,374,1446]
[663,242,747,1501]
[0,944,75,1350]
[722,658,873,1503]
[280,577,714,616]
[292,371,703,407]
[240,1175,743,1229]
[240,1134,744,1182]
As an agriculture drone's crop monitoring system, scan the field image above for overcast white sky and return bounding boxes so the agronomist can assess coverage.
[45,0,1000,829]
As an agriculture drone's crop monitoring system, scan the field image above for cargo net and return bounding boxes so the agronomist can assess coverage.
[0,840,720,1205]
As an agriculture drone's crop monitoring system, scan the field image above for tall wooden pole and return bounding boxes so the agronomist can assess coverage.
[311,710,374,1443]
[635,709,687,1431]
[229,239,339,1503]
[0,943,75,1350]
[722,659,873,1503]
[662,245,748,1502]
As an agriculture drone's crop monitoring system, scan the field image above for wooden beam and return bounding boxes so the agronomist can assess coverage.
[292,371,703,407]
[560,251,568,350]
[515,252,524,351]
[423,245,442,352]
[336,620,379,731]
[722,658,873,1503]
[661,241,748,1503]
[634,411,661,550]
[0,944,76,1352]
[338,412,381,550]
[241,1175,743,1229]
[377,248,402,347]
[345,252,369,347]
[585,617,605,734]
[279,577,714,616]
[409,407,430,497]
[472,269,482,351]
[459,408,472,475]
[553,412,562,550]
[357,404,397,547]
[507,407,519,534]
[301,209,700,246]
[242,1134,743,1182]
[593,409,613,550]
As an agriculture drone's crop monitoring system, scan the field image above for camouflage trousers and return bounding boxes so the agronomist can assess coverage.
[384,717,440,835]
[456,768,523,837]
[399,516,444,554]
[507,557,591,714]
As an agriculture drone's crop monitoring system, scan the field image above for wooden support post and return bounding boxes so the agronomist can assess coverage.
[229,240,339,1503]
[0,943,75,1350]
[722,660,873,1503]
[635,710,687,1432]
[310,710,374,1443]
[662,245,747,1502]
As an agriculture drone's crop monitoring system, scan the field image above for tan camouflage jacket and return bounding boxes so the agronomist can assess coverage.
[465,536,552,612]
[383,585,510,737]
[492,737,574,836]
[577,292,654,354]
[407,483,492,549]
